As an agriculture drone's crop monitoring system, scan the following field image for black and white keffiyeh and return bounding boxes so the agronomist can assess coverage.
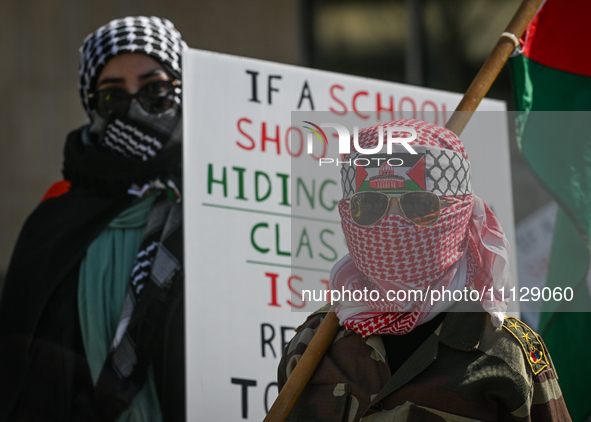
[102,117,164,160]
[78,16,187,116]
[74,16,187,417]
[78,17,186,161]
[94,189,183,420]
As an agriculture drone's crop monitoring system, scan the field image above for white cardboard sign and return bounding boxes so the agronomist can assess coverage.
[183,48,515,421]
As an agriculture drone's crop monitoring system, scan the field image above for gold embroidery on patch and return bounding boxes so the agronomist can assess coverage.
[508,321,520,330]
[502,316,549,375]
[520,332,532,342]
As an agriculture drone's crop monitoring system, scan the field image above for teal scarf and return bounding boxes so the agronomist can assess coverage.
[78,194,163,422]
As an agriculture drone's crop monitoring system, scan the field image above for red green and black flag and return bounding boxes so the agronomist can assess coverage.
[511,0,591,420]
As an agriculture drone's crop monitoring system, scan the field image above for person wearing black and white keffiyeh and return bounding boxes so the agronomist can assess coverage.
[0,17,188,422]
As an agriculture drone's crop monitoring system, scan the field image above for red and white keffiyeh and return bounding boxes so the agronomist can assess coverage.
[331,119,511,337]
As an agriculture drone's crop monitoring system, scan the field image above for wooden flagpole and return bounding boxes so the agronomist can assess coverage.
[445,0,543,135]
[263,304,340,422]
[264,0,543,420]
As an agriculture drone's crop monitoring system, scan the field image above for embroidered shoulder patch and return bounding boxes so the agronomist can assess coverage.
[295,303,332,332]
[502,316,549,375]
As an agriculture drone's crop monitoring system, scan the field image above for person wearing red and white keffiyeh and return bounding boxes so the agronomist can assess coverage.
[332,118,511,337]
[278,119,571,421]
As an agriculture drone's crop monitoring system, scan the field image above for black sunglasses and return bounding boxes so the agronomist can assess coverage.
[89,79,181,118]
[346,191,452,227]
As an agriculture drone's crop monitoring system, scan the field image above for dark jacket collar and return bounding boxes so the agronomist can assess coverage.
[438,310,488,352]
[63,126,182,195]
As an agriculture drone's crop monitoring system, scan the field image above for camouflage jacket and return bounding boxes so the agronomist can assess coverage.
[278,308,571,421]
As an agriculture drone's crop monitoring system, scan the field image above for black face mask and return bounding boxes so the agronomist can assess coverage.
[89,100,181,161]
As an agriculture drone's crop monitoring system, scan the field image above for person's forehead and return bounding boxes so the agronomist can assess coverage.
[98,53,166,82]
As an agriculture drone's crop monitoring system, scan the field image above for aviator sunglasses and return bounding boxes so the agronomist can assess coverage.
[346,191,453,227]
[88,79,181,119]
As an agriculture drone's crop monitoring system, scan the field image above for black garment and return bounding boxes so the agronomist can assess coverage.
[0,127,184,422]
[381,313,446,374]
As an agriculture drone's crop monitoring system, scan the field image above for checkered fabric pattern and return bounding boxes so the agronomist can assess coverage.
[349,310,422,336]
[336,196,474,336]
[340,119,473,198]
[425,149,473,196]
[341,146,473,198]
[339,196,473,288]
[332,119,511,336]
[341,164,357,199]
[78,16,187,116]
[103,118,165,160]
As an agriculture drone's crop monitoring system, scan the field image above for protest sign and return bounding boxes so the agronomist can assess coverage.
[183,48,513,420]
